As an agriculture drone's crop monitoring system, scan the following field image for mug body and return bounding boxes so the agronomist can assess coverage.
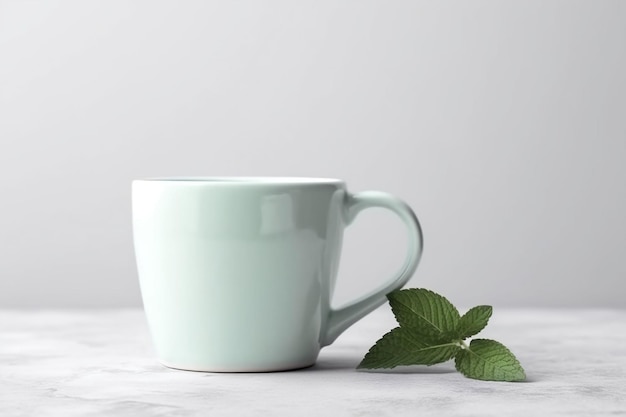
[132,177,346,372]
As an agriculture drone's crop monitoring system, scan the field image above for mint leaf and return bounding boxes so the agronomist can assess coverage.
[457,305,493,339]
[358,327,460,369]
[455,339,526,382]
[359,288,526,382]
[387,289,460,336]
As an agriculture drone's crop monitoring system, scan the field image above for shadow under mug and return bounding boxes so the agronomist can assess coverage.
[132,177,423,372]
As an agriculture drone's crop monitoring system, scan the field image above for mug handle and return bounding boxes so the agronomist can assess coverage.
[321,191,424,346]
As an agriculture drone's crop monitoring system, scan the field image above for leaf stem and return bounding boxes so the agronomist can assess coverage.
[457,339,469,350]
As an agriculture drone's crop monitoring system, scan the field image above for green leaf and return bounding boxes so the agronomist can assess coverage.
[358,327,460,369]
[455,339,526,382]
[387,288,460,336]
[457,305,493,339]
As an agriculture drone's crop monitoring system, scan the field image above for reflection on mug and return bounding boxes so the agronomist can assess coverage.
[260,193,295,235]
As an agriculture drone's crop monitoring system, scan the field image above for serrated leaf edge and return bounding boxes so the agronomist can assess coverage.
[457,305,493,339]
[357,326,461,370]
[387,288,460,333]
[454,338,526,382]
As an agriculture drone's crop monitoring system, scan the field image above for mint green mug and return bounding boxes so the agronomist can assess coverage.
[132,177,423,372]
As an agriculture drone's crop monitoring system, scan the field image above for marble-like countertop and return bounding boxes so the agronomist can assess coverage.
[1,307,625,416]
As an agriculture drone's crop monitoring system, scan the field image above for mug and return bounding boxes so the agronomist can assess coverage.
[132,177,423,372]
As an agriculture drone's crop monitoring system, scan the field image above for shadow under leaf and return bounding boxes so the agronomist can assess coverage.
[358,363,457,375]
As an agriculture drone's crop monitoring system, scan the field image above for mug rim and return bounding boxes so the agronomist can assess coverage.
[134,176,345,185]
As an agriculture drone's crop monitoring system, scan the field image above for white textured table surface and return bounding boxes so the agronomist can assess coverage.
[1,307,625,416]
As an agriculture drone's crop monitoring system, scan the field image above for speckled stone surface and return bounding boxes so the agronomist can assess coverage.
[1,307,625,416]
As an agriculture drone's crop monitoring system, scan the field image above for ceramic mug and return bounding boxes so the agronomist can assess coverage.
[132,177,423,372]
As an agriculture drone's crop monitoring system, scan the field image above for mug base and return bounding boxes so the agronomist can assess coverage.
[158,359,316,373]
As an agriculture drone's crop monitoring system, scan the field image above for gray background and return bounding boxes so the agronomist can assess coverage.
[1,0,624,308]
